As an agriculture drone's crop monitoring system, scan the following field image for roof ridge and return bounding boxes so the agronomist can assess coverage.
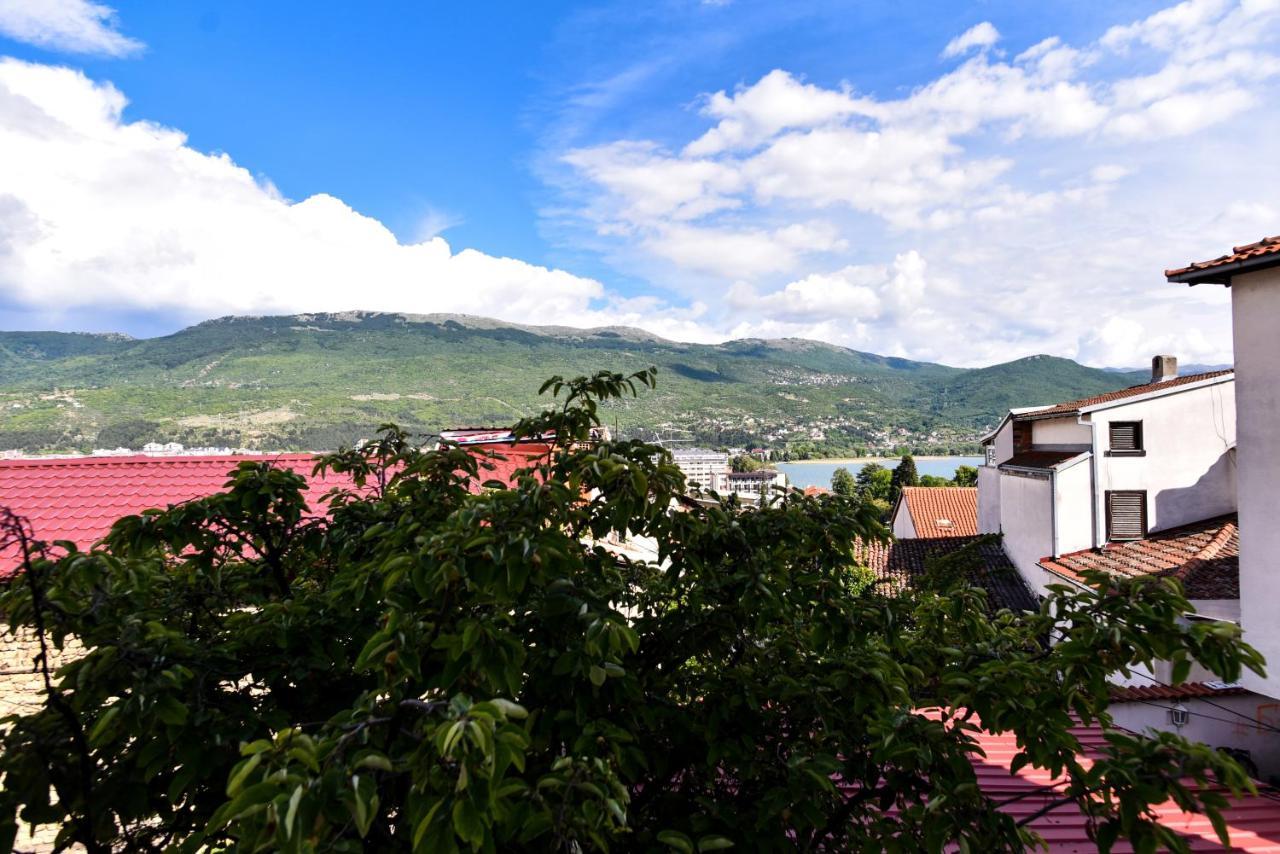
[0,453,319,469]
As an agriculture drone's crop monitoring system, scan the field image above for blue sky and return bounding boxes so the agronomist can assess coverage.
[0,0,1275,366]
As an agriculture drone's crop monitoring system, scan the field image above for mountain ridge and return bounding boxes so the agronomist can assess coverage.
[0,312,1150,456]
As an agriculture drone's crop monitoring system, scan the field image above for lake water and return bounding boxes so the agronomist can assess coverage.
[777,457,983,490]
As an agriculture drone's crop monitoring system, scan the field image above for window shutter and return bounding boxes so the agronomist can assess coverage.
[1107,491,1146,540]
[1109,421,1140,451]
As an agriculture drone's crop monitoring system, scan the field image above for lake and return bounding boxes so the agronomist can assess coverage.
[777,456,983,490]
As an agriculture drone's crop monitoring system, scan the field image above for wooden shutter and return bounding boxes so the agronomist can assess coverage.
[1109,421,1141,452]
[1107,491,1147,540]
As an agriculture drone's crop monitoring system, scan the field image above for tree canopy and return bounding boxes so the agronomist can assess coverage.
[830,466,856,497]
[0,369,1265,853]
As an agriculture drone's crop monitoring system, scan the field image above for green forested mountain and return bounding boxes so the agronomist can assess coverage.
[0,312,1148,455]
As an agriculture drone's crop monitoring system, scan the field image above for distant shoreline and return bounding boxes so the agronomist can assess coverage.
[778,455,981,465]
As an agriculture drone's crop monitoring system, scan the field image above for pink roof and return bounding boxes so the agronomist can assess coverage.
[0,454,346,571]
[943,712,1280,851]
[0,444,555,572]
[897,486,977,538]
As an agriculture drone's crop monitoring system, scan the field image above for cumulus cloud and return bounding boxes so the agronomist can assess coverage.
[550,0,1280,366]
[0,0,141,56]
[942,22,1001,58]
[0,58,631,329]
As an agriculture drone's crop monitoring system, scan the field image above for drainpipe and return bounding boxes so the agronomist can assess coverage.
[1079,414,1102,549]
[1050,466,1059,558]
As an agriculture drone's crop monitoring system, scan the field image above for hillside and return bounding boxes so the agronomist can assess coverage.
[0,313,1149,455]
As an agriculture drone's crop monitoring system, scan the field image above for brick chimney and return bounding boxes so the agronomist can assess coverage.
[1151,355,1178,383]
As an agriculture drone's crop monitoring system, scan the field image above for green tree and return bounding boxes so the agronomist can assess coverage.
[854,462,892,502]
[830,466,856,497]
[918,474,952,487]
[0,370,1264,853]
[890,454,920,503]
[954,465,979,487]
[730,454,764,473]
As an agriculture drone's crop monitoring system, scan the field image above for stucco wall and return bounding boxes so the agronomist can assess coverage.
[1109,692,1280,782]
[1054,458,1094,555]
[1233,268,1280,701]
[1090,380,1237,535]
[998,470,1055,594]
[1032,418,1092,447]
[993,420,1013,465]
[891,502,917,539]
[977,464,1001,535]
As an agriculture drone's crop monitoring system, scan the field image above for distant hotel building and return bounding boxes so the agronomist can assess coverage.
[669,448,730,491]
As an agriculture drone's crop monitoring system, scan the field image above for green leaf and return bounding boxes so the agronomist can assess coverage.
[155,695,189,726]
[451,799,485,846]
[226,753,262,797]
[589,665,607,686]
[659,830,694,853]
[698,836,734,851]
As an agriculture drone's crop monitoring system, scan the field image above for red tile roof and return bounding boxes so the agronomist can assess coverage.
[1167,236,1280,284]
[897,486,977,538]
[802,485,831,496]
[1110,681,1248,703]
[1017,370,1234,420]
[999,450,1085,470]
[950,712,1280,851]
[0,444,554,572]
[854,535,1038,614]
[1040,514,1239,600]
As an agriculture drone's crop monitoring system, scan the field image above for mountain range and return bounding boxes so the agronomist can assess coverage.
[0,312,1154,456]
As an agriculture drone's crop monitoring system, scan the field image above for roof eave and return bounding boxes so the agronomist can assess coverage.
[1167,252,1280,286]
[1075,373,1234,415]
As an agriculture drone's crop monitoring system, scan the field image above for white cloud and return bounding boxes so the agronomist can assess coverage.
[942,22,1000,58]
[0,59,629,328]
[550,0,1280,366]
[0,0,141,57]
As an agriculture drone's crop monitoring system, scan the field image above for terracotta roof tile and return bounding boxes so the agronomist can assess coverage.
[1167,235,1280,281]
[1110,681,1248,703]
[854,535,1038,614]
[1018,370,1234,420]
[1040,514,1239,600]
[898,486,977,538]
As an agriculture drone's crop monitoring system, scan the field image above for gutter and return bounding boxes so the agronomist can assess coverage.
[1167,252,1280,286]
[1050,466,1059,558]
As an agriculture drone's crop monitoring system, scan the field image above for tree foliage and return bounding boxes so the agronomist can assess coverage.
[953,465,979,487]
[890,455,919,503]
[829,466,856,497]
[0,370,1266,853]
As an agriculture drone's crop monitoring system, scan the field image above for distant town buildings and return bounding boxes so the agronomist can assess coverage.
[668,448,729,492]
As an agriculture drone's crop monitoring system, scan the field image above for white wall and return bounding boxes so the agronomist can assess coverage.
[1032,418,1091,447]
[1090,380,1237,535]
[1232,268,1280,701]
[892,501,917,539]
[978,464,1001,535]
[999,471,1055,594]
[1110,693,1280,782]
[994,420,1013,464]
[1054,458,1094,555]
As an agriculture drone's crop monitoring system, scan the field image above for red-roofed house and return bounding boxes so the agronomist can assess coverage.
[890,486,977,539]
[977,358,1236,596]
[1170,236,1280,743]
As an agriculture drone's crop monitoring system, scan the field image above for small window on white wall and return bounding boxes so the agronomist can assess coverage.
[1106,490,1147,541]
[1108,421,1144,455]
[985,445,996,466]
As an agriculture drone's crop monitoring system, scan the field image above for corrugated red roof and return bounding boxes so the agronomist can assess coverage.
[1167,236,1280,282]
[898,486,977,538]
[1110,681,1248,703]
[951,712,1280,851]
[0,444,554,572]
[1040,514,1239,600]
[1018,370,1234,420]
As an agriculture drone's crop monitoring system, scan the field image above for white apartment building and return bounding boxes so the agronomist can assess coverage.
[714,469,786,501]
[1169,236,1280,706]
[669,448,730,492]
[978,358,1236,597]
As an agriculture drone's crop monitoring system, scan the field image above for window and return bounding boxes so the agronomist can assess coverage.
[1106,490,1147,541]
[985,444,997,466]
[1107,421,1144,455]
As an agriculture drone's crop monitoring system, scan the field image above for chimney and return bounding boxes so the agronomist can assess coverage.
[1151,355,1178,383]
